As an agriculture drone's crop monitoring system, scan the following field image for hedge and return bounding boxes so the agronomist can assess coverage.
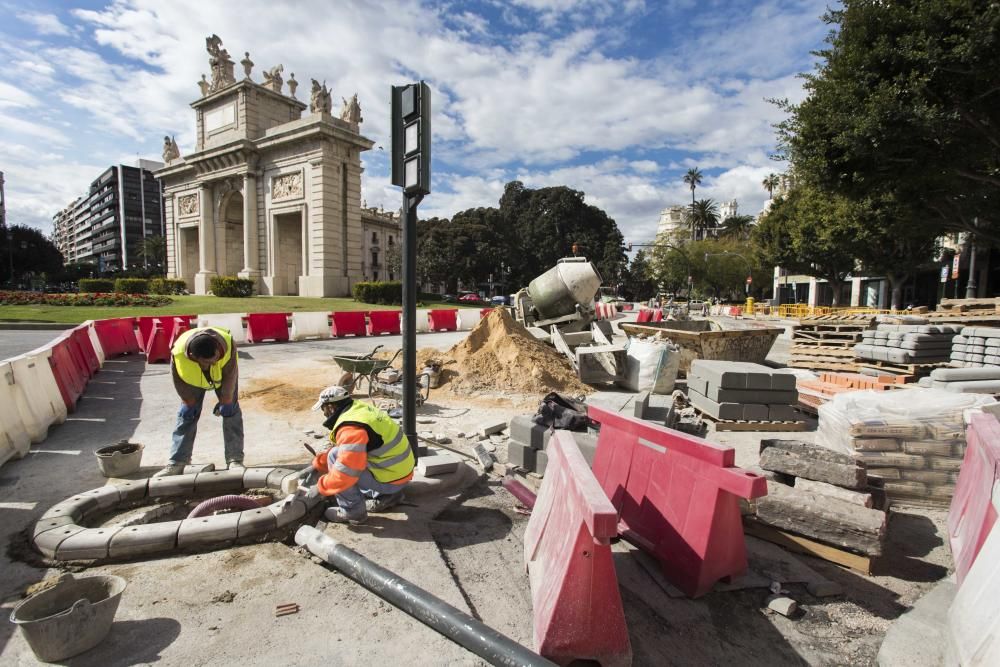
[149,278,188,295]
[114,278,149,294]
[79,278,115,293]
[210,276,255,297]
[353,281,402,305]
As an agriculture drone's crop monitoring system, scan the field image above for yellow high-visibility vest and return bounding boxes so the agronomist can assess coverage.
[332,401,414,483]
[171,327,234,390]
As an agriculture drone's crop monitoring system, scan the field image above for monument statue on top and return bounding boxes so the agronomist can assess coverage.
[340,93,363,132]
[240,52,254,79]
[309,79,332,114]
[262,64,284,93]
[288,73,298,98]
[205,34,236,92]
[162,135,181,162]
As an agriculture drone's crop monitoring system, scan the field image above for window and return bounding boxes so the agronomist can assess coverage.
[372,231,378,243]
[388,235,394,246]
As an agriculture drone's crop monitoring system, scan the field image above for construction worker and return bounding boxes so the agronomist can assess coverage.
[304,385,415,524]
[155,326,244,477]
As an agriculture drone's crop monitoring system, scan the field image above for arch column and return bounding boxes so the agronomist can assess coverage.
[194,182,218,295]
[238,172,261,285]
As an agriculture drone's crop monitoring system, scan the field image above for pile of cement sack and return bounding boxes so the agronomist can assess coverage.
[854,324,961,364]
[686,360,799,422]
[950,327,1000,368]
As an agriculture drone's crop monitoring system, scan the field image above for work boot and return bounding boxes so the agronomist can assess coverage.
[227,460,245,471]
[153,463,186,477]
[324,506,368,525]
[366,492,404,513]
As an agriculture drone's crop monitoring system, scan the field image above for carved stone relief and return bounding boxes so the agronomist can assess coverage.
[178,193,200,217]
[271,171,303,201]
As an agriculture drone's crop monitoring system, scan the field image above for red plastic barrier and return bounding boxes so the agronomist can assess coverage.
[246,312,291,343]
[93,317,140,358]
[48,336,88,412]
[331,311,367,337]
[636,309,651,324]
[62,329,94,380]
[70,325,101,375]
[168,316,192,347]
[595,303,604,320]
[145,320,172,364]
[367,310,401,336]
[479,308,493,318]
[949,412,1000,585]
[524,430,632,666]
[428,309,458,332]
[622,303,633,311]
[651,309,664,322]
[589,404,767,598]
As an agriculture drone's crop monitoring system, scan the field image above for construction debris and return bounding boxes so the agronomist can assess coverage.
[759,439,867,490]
[766,595,798,617]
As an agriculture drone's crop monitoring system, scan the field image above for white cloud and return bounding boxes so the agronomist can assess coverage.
[17,12,71,37]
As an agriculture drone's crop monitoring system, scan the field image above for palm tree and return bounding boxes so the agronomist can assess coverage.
[138,235,167,274]
[683,168,703,240]
[721,214,755,240]
[762,173,780,199]
[687,199,720,241]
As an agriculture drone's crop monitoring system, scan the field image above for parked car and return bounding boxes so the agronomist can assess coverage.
[491,295,511,306]
[441,294,456,303]
[459,293,483,303]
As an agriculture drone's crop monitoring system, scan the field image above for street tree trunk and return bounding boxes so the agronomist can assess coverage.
[887,274,908,311]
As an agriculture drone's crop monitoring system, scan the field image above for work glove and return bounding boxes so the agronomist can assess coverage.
[296,467,320,486]
[179,402,200,421]
[214,402,237,418]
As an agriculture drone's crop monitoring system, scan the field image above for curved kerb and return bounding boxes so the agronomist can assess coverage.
[33,467,324,561]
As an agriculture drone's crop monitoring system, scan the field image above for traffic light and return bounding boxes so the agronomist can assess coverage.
[391,82,432,195]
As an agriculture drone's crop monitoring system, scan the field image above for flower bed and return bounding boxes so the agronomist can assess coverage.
[0,291,172,307]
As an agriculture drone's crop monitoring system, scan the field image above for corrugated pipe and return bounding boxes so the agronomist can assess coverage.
[294,525,555,667]
[187,495,261,518]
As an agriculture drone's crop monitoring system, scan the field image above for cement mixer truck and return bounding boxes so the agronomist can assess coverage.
[512,257,603,334]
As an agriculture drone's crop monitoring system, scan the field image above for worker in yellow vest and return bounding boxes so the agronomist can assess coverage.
[301,385,414,524]
[154,326,244,477]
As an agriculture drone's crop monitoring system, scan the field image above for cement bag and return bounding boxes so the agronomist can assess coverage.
[618,338,680,394]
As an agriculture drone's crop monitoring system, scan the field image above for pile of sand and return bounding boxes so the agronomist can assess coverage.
[423,308,592,397]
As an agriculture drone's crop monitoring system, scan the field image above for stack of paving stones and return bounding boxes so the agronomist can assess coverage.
[747,439,888,557]
[920,365,1000,393]
[686,360,800,423]
[854,324,961,367]
[950,326,1000,368]
[507,415,597,476]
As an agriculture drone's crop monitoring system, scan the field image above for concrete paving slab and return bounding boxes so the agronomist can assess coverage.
[690,360,748,389]
[713,388,797,404]
[178,512,241,548]
[687,389,743,420]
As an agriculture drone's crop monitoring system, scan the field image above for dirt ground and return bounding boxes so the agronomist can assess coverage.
[0,320,956,666]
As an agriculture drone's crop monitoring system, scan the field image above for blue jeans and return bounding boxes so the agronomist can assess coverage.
[169,388,244,465]
[328,446,406,513]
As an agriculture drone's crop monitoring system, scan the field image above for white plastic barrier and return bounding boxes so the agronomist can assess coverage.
[83,320,106,366]
[457,309,485,331]
[197,313,247,343]
[415,309,430,333]
[9,351,66,443]
[290,312,333,341]
[0,361,31,465]
[947,480,1000,666]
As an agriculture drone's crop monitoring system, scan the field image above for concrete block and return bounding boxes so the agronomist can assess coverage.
[806,580,844,597]
[178,512,241,549]
[509,414,553,450]
[712,389,797,404]
[243,466,278,488]
[633,391,650,419]
[267,498,307,529]
[56,527,123,560]
[576,345,627,383]
[417,449,461,476]
[742,404,770,421]
[265,467,299,490]
[194,469,247,495]
[930,367,1000,381]
[766,595,798,617]
[768,404,799,422]
[181,463,216,474]
[477,421,507,438]
[108,521,182,558]
[51,495,102,521]
[32,515,77,540]
[148,473,198,498]
[571,432,598,466]
[690,360,747,389]
[34,524,86,559]
[237,507,278,539]
[40,500,86,523]
[688,389,743,420]
[686,375,709,397]
[508,440,540,472]
[114,478,149,502]
[77,485,124,512]
[769,369,798,391]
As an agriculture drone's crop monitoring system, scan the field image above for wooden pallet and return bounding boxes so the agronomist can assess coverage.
[790,358,860,372]
[792,346,857,356]
[791,339,860,348]
[697,413,810,431]
[743,517,873,575]
[858,360,950,376]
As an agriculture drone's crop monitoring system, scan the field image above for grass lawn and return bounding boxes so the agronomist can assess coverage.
[0,295,472,325]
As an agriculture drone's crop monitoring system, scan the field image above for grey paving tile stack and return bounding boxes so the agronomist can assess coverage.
[854,324,961,365]
[506,415,597,476]
[950,327,1000,368]
[686,360,800,422]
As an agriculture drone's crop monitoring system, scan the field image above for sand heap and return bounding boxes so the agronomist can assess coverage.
[423,308,592,396]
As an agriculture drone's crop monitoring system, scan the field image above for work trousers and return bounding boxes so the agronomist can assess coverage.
[328,445,405,513]
[169,387,244,465]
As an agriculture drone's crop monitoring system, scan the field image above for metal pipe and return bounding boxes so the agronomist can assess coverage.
[501,476,537,509]
[402,193,420,462]
[295,525,554,667]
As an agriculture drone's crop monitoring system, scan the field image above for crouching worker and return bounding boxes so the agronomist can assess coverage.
[307,386,414,524]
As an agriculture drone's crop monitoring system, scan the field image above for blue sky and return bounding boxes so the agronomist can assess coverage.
[0,0,832,244]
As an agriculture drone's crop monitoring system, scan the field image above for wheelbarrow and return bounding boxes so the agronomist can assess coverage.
[332,345,398,395]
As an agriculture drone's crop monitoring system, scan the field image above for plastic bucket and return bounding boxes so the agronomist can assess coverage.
[9,573,127,662]
[95,441,144,477]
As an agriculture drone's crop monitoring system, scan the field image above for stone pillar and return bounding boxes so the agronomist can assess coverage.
[807,277,818,307]
[878,280,889,309]
[195,183,218,294]
[238,173,260,284]
[850,277,862,307]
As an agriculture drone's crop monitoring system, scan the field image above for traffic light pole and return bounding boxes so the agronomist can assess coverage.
[402,191,423,463]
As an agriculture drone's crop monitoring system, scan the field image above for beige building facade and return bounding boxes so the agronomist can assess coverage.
[156,35,373,296]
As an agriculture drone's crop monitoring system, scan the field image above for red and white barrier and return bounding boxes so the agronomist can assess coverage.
[0,361,32,464]
[290,312,333,341]
[197,314,247,343]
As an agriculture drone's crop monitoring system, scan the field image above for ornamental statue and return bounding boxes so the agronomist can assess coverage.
[262,64,284,93]
[162,135,181,162]
[309,78,332,114]
[205,34,236,92]
[340,93,363,131]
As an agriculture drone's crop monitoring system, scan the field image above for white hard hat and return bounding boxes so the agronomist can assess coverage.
[311,385,350,411]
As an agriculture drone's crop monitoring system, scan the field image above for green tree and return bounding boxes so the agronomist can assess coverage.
[720,214,755,240]
[621,249,656,301]
[776,0,1000,241]
[0,225,64,287]
[137,235,167,274]
[762,173,780,199]
[649,239,692,296]
[687,199,720,241]
[415,214,504,293]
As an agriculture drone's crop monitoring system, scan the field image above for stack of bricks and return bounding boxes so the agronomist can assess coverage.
[686,360,800,422]
[950,327,1000,367]
[506,415,597,476]
[855,324,961,365]
[796,372,905,414]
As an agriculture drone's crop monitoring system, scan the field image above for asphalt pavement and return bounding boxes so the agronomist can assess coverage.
[0,330,70,360]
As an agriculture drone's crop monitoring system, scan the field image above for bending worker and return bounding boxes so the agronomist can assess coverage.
[305,385,414,524]
[156,326,244,477]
